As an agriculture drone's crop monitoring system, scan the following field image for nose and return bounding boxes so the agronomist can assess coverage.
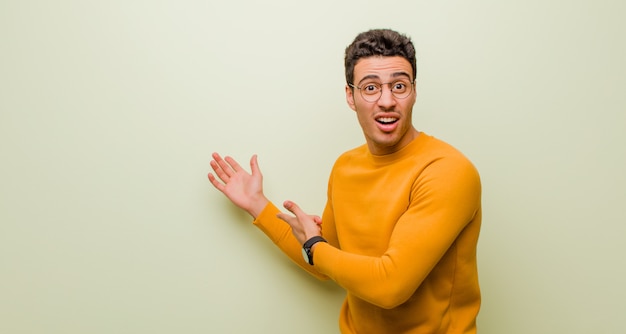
[376,85,397,108]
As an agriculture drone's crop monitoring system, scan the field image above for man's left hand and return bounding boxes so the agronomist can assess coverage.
[276,200,322,245]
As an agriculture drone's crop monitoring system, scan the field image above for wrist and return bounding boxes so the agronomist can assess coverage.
[310,241,322,255]
[247,196,269,219]
[302,236,327,265]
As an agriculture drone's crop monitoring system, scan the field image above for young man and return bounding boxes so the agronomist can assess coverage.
[208,29,482,334]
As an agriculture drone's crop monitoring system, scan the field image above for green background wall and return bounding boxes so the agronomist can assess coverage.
[2,1,625,333]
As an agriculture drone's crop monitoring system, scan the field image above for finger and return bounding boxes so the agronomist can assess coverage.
[209,159,230,183]
[211,153,228,174]
[283,200,307,219]
[224,155,245,173]
[207,172,226,192]
[276,212,296,227]
[211,152,226,166]
[276,213,306,243]
[313,216,322,225]
[212,152,236,177]
[250,154,262,177]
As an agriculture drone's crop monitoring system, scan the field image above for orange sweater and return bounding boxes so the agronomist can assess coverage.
[253,133,482,333]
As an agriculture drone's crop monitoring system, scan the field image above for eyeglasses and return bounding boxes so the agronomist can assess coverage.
[348,79,415,103]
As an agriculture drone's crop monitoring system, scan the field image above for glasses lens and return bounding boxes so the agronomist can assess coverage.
[360,83,381,102]
[392,81,411,99]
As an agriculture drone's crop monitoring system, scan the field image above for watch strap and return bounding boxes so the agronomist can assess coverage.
[303,236,327,265]
[303,236,326,249]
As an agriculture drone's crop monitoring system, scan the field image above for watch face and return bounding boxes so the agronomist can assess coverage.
[302,247,309,263]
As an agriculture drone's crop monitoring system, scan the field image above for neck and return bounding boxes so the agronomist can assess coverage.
[369,127,420,156]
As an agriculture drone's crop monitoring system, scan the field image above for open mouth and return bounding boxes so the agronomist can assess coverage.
[376,117,398,125]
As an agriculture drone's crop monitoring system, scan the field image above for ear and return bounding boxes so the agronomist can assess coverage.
[345,85,357,111]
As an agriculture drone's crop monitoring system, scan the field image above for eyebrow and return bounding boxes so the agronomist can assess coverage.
[357,72,412,85]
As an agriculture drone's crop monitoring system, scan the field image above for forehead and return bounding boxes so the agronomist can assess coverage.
[353,56,413,83]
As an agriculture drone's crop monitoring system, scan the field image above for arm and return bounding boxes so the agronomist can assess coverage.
[208,152,327,278]
[253,202,329,280]
[313,159,481,309]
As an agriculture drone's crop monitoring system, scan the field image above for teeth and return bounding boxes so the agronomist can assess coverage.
[377,117,397,124]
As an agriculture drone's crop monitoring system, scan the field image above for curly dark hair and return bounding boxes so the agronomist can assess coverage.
[344,29,416,85]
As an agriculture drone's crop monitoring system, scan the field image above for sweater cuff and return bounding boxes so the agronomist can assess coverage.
[253,201,281,225]
[252,202,292,245]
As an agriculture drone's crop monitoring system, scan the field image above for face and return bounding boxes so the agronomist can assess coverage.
[346,56,418,156]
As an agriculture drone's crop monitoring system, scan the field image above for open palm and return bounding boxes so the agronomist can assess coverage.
[208,153,268,217]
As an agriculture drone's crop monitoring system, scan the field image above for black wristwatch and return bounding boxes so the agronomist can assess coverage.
[302,236,327,265]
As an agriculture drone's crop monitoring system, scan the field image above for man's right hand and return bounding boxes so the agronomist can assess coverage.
[208,153,269,218]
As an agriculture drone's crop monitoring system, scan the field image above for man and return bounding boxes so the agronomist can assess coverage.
[208,29,482,334]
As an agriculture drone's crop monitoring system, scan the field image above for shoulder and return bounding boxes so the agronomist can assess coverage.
[333,144,369,166]
[399,134,481,199]
[419,134,478,174]
[415,134,481,197]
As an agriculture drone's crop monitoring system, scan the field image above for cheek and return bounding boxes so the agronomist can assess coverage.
[401,97,416,115]
[354,107,373,129]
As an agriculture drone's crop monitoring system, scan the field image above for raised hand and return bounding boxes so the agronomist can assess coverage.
[208,153,269,218]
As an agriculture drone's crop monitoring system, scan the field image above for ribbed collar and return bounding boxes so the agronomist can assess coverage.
[367,132,430,166]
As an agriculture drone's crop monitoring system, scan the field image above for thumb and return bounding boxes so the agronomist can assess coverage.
[250,154,262,176]
[283,200,305,218]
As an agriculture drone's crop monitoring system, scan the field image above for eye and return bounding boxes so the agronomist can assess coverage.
[393,82,407,92]
[362,83,380,94]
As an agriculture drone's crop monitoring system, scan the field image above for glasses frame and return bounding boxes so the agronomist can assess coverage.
[348,80,415,103]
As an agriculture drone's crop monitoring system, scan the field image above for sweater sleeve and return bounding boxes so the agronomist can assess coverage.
[313,156,481,309]
[253,202,329,280]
